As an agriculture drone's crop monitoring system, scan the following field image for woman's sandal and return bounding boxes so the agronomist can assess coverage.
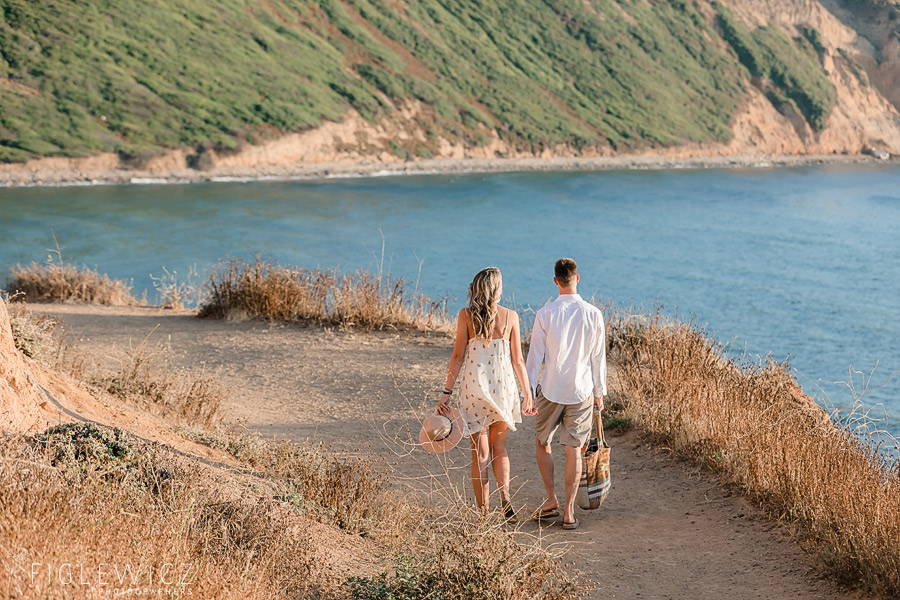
[562,517,579,530]
[502,502,517,523]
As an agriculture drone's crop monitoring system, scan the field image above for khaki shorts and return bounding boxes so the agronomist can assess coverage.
[534,386,593,447]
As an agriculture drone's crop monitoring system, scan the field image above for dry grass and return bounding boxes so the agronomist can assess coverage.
[609,308,900,595]
[0,423,335,599]
[199,257,451,332]
[179,427,408,537]
[5,300,222,427]
[7,259,137,305]
[379,509,581,600]
[5,300,94,386]
[3,417,584,600]
[346,516,580,600]
[91,339,223,428]
[179,426,584,600]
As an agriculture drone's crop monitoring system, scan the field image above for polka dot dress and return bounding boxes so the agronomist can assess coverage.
[459,337,522,437]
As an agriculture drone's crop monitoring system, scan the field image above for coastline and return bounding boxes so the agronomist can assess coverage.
[1,152,896,188]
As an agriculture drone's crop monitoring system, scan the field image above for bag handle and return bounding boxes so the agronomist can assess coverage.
[593,406,606,448]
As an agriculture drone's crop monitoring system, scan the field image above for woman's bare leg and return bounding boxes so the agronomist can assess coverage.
[488,422,511,504]
[470,429,491,510]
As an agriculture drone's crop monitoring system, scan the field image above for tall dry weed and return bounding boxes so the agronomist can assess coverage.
[405,508,581,600]
[348,510,581,600]
[8,258,137,306]
[150,264,204,308]
[199,257,451,332]
[609,308,900,595]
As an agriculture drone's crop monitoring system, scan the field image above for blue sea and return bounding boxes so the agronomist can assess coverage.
[2,165,898,434]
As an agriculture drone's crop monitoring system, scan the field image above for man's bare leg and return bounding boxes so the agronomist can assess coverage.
[535,439,559,511]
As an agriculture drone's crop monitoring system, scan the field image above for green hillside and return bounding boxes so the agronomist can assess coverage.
[0,0,835,163]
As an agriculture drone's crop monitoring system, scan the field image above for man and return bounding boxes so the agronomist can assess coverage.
[526,257,607,530]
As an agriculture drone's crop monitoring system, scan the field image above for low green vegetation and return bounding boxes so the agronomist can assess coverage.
[346,557,434,600]
[0,0,354,162]
[0,0,823,163]
[33,422,136,468]
[715,3,836,130]
[838,47,870,87]
[603,413,633,434]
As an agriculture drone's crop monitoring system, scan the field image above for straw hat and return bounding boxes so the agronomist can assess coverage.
[419,408,464,453]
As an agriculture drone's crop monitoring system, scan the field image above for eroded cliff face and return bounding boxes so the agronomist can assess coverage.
[713,0,900,155]
[825,0,900,116]
[0,299,46,433]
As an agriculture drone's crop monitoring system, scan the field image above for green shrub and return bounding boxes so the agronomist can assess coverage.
[356,63,406,98]
[346,556,435,600]
[32,422,136,468]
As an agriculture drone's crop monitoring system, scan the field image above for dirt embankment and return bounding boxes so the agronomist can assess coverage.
[0,300,46,431]
[0,298,240,463]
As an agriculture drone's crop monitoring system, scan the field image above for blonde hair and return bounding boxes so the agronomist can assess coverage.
[467,267,502,340]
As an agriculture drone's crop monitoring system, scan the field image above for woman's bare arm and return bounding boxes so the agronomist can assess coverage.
[438,309,470,414]
[509,310,536,416]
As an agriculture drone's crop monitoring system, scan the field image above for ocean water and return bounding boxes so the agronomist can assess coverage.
[2,165,899,434]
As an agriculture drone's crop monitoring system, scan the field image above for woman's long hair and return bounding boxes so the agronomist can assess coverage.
[467,267,502,340]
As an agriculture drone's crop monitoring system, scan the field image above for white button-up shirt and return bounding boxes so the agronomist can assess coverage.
[525,294,607,405]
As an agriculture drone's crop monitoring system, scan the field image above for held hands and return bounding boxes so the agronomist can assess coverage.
[522,395,537,417]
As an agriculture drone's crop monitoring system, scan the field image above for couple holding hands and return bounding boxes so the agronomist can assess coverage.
[420,258,607,529]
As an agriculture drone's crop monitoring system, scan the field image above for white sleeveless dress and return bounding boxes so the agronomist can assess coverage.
[459,311,522,437]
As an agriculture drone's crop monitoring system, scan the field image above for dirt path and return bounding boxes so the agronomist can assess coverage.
[33,304,858,600]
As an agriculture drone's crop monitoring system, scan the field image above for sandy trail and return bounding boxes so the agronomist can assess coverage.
[32,304,857,600]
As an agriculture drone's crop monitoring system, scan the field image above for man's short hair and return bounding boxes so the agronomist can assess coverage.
[554,258,578,285]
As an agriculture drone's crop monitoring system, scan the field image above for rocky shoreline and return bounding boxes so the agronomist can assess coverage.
[1,152,896,188]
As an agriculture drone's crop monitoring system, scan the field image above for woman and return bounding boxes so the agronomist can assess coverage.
[438,267,536,519]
